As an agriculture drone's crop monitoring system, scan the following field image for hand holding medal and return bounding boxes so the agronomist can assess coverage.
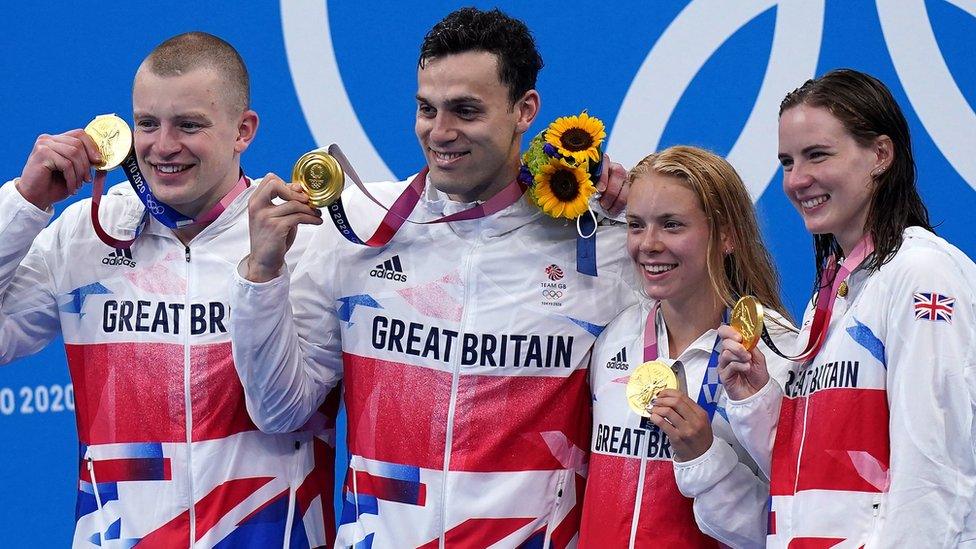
[84,114,132,171]
[626,360,679,416]
[292,148,344,208]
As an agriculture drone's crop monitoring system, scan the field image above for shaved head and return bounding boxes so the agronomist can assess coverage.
[139,31,249,112]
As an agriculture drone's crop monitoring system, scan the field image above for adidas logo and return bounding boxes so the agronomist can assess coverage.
[369,255,407,282]
[102,247,136,268]
[606,347,629,370]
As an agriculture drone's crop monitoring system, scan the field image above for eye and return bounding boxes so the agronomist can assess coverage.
[456,106,479,119]
[779,157,793,171]
[627,219,644,231]
[180,121,204,132]
[663,220,683,230]
[417,104,435,118]
[135,119,158,131]
[809,150,828,161]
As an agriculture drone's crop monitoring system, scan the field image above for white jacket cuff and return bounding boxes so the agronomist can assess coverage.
[674,436,738,497]
[1,179,54,223]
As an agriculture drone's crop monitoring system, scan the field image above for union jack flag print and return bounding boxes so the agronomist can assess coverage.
[913,292,955,323]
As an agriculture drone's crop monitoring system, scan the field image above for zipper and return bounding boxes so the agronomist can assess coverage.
[87,457,107,542]
[437,240,478,549]
[282,486,296,549]
[183,243,197,546]
[543,473,567,547]
[628,430,650,549]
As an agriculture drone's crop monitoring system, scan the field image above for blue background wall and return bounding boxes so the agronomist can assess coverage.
[1,1,973,546]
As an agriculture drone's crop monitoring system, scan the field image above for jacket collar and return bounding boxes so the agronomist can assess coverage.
[419,174,541,239]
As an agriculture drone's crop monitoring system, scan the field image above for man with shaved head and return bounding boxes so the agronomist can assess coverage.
[0,32,332,547]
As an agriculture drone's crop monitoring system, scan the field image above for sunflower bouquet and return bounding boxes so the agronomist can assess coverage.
[520,111,606,219]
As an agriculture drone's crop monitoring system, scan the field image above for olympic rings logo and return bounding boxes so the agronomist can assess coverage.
[143,195,166,216]
[542,289,564,300]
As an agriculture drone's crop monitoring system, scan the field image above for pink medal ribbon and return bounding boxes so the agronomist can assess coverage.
[90,169,249,249]
[642,302,727,421]
[324,144,528,247]
[764,234,875,362]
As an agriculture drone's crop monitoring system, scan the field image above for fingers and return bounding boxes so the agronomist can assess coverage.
[44,137,94,191]
[253,173,312,206]
[66,129,103,168]
[597,155,628,216]
[33,132,100,190]
[648,390,702,426]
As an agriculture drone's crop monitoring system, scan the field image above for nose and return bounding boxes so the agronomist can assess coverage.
[153,125,182,157]
[783,162,812,193]
[428,113,457,145]
[639,226,665,254]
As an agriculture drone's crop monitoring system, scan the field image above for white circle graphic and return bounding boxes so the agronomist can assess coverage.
[280,0,396,183]
[608,0,824,201]
[877,0,976,190]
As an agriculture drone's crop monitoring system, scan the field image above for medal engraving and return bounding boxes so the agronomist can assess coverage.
[626,360,679,417]
[292,149,344,207]
[731,296,765,351]
[84,114,132,171]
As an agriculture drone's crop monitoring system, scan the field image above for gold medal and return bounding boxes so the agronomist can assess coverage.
[84,114,132,171]
[731,295,765,351]
[626,360,679,417]
[292,148,344,208]
[838,281,849,297]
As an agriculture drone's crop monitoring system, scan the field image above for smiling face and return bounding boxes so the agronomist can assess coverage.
[778,103,884,253]
[132,65,257,218]
[415,50,538,202]
[626,172,721,309]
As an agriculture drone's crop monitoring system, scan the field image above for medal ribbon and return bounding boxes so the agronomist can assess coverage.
[325,144,528,247]
[759,235,875,362]
[90,153,248,249]
[643,303,728,421]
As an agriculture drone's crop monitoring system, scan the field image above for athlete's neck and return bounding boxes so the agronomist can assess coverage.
[660,292,724,359]
[170,170,242,245]
[446,159,521,203]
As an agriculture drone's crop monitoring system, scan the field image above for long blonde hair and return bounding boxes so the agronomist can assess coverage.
[628,145,793,323]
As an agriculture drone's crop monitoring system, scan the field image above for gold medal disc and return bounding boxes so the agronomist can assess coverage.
[84,114,132,171]
[731,295,765,351]
[292,149,344,208]
[626,360,679,417]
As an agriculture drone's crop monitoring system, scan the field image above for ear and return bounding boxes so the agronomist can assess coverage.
[871,134,894,177]
[514,89,540,135]
[234,110,260,154]
[719,224,734,256]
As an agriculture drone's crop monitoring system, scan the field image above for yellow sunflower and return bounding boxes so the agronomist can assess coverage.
[531,158,596,219]
[544,111,606,164]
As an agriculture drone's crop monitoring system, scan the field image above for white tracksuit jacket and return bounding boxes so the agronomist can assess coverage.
[580,301,795,548]
[229,176,639,548]
[728,227,976,547]
[0,179,333,548]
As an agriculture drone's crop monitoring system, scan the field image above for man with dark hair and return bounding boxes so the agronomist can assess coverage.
[0,32,333,547]
[233,8,636,547]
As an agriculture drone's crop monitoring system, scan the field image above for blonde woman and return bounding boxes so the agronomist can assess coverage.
[579,146,796,547]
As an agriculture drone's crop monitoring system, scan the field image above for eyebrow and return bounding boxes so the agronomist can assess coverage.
[415,94,484,107]
[133,110,211,120]
[778,143,831,160]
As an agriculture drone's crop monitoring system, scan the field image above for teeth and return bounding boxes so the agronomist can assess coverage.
[644,264,676,274]
[156,164,188,174]
[433,151,465,161]
[801,195,828,208]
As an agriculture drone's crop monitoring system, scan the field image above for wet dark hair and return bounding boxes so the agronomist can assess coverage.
[418,7,543,104]
[779,68,933,291]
